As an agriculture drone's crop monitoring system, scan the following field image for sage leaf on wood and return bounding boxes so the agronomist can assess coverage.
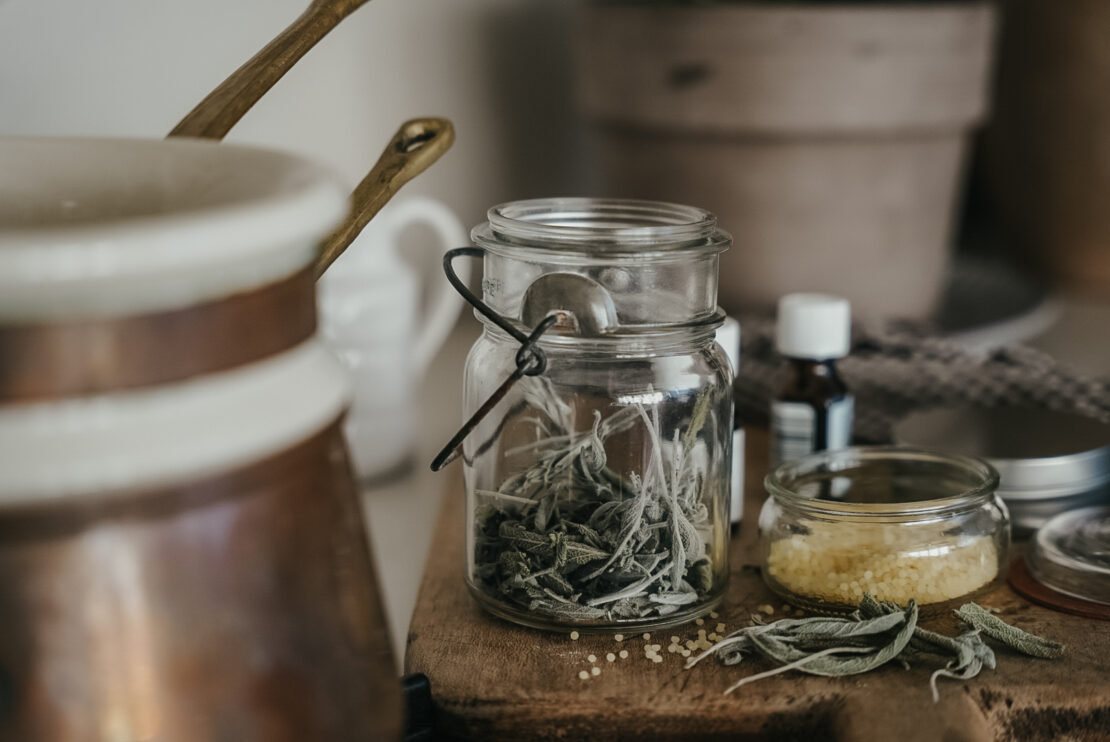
[954,603,1065,659]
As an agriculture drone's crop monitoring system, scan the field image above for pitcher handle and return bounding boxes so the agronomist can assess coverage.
[380,197,471,374]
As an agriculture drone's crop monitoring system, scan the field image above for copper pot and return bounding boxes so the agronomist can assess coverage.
[0,136,412,740]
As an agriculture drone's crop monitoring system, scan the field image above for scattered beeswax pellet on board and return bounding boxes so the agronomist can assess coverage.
[587,654,596,663]
[619,649,628,659]
[591,667,601,676]
[614,634,624,642]
[606,653,616,662]
[570,631,579,640]
[578,670,589,680]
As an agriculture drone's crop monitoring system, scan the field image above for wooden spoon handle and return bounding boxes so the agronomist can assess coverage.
[168,0,371,140]
[315,117,456,277]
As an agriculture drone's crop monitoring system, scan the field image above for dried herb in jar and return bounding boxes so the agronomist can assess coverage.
[473,378,718,623]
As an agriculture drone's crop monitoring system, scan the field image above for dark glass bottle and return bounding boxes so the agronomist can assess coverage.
[770,294,853,468]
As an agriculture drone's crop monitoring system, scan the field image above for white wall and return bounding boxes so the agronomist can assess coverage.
[0,0,596,228]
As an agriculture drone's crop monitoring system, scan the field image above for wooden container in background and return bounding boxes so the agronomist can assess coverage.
[984,0,1110,295]
[576,2,996,320]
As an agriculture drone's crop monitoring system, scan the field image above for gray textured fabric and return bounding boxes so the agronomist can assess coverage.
[734,314,1110,444]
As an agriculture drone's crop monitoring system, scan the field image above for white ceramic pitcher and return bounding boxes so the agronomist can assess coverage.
[318,196,469,480]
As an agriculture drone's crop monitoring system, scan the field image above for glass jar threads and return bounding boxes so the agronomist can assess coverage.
[759,447,1010,613]
[446,198,734,631]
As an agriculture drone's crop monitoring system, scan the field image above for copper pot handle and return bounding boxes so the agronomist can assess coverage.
[166,0,455,274]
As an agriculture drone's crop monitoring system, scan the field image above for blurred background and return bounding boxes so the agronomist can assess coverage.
[3,0,1107,661]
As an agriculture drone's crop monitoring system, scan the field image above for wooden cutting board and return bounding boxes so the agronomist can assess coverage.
[404,430,1110,741]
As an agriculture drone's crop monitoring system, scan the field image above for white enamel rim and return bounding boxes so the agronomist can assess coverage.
[0,340,350,502]
[0,136,348,320]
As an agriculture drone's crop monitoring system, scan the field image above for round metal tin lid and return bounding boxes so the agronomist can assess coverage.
[893,407,1110,500]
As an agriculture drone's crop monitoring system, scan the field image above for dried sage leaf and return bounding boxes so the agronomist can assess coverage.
[954,603,1065,659]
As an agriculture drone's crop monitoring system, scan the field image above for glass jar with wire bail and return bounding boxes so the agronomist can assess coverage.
[432,198,734,632]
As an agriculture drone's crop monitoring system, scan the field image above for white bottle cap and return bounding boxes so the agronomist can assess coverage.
[775,293,851,359]
[715,316,741,376]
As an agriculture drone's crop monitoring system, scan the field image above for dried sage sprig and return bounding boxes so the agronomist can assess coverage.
[693,595,1063,702]
[687,599,919,693]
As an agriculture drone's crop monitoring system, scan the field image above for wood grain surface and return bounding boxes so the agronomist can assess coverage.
[406,430,1110,742]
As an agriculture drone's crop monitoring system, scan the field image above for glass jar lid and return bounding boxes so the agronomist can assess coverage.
[1027,506,1110,606]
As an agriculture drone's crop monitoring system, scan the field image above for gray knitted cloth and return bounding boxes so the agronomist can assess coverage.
[734,315,1110,444]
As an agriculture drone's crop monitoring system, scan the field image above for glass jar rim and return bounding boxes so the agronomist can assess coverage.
[764,446,1001,518]
[474,197,731,257]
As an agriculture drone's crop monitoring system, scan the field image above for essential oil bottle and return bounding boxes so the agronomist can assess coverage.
[770,293,853,467]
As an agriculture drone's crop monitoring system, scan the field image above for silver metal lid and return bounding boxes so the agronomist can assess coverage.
[893,407,1110,501]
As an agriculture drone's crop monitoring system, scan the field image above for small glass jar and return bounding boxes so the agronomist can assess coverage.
[759,447,1010,613]
[459,198,733,631]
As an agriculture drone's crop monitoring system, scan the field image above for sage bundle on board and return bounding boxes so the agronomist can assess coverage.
[688,595,1064,700]
[473,378,719,623]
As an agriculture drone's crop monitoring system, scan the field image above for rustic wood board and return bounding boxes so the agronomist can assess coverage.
[405,431,1110,742]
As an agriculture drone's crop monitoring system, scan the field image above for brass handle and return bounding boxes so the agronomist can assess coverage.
[168,0,373,140]
[166,0,456,277]
[315,117,455,277]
